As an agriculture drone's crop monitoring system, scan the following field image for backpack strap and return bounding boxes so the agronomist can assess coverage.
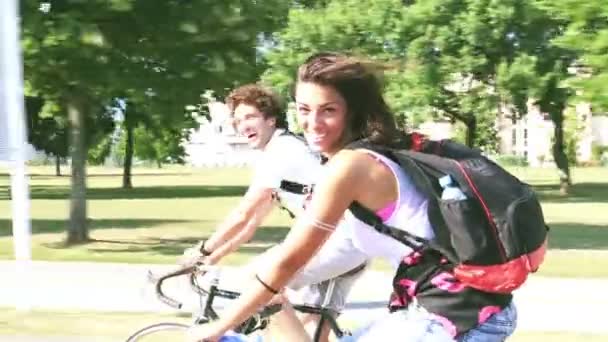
[271,130,319,218]
[279,180,313,195]
[277,129,321,195]
[271,190,296,219]
[278,129,307,143]
[348,201,428,250]
[345,138,448,254]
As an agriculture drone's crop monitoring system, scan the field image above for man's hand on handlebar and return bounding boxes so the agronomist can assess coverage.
[180,241,212,267]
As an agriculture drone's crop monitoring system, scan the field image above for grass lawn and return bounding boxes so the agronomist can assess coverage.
[1,308,606,342]
[1,165,607,277]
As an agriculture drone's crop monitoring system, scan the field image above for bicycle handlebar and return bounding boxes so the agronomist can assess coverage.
[148,263,218,309]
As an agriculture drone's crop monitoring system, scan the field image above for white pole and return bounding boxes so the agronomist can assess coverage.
[0,0,32,310]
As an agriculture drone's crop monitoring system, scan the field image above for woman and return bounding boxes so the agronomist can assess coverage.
[188,52,517,342]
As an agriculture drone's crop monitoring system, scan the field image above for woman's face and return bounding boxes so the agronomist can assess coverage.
[295,82,348,156]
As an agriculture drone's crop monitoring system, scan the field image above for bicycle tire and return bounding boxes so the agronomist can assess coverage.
[125,322,190,342]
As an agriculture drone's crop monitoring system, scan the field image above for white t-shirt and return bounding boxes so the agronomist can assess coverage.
[250,129,323,217]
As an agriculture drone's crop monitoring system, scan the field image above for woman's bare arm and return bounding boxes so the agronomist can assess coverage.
[204,151,377,334]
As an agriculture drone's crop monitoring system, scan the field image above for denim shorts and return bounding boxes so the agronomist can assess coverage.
[458,301,517,342]
[340,300,516,342]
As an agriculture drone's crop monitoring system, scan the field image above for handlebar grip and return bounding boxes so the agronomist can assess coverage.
[150,265,198,309]
[155,274,184,309]
[157,291,183,309]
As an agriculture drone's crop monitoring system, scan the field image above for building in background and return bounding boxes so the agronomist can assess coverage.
[183,101,258,168]
[416,101,607,167]
[182,99,607,168]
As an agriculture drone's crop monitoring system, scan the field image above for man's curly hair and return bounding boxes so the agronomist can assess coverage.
[225,84,287,129]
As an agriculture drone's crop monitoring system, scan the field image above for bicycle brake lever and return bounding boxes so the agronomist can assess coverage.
[147,270,159,283]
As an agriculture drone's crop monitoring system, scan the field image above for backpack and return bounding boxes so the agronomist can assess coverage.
[346,135,549,294]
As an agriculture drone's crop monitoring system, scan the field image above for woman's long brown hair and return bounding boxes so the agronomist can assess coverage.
[297,52,400,148]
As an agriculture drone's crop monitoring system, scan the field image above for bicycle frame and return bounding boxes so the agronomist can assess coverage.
[151,264,348,340]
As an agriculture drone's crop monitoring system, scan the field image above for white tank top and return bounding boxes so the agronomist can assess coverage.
[343,150,434,267]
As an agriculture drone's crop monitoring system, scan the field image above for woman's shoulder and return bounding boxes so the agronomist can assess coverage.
[326,149,378,180]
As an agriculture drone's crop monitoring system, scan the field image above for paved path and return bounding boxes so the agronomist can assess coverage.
[1,260,607,337]
[0,336,109,342]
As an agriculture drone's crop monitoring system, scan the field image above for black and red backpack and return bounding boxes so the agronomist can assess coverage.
[346,134,549,294]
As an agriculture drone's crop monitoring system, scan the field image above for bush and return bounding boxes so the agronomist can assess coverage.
[601,152,608,167]
[592,144,608,162]
[494,154,529,167]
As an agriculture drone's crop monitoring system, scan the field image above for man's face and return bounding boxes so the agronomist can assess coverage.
[233,103,276,150]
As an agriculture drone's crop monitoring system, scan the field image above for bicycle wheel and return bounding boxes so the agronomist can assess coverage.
[125,322,190,342]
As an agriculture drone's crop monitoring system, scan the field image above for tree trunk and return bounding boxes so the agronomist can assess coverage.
[67,96,89,244]
[465,116,477,147]
[122,119,134,189]
[552,116,571,194]
[55,155,61,176]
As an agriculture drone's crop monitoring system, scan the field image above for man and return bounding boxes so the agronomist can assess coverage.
[184,84,368,341]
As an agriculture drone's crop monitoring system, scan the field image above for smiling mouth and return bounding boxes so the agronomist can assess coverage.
[307,133,327,142]
[247,133,257,140]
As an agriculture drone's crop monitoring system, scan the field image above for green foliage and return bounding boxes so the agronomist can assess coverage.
[262,0,576,149]
[112,123,189,167]
[592,144,608,165]
[132,126,188,166]
[21,0,288,153]
[494,154,529,167]
[262,0,407,97]
[562,108,581,165]
[87,135,115,165]
[25,96,68,158]
[601,153,608,167]
[545,0,608,112]
[20,0,292,238]
[452,114,500,153]
[564,135,578,165]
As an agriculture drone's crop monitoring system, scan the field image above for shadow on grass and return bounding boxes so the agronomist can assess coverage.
[533,182,608,204]
[0,172,193,178]
[72,223,608,257]
[0,184,247,200]
[0,218,193,237]
[549,222,608,250]
[56,226,290,257]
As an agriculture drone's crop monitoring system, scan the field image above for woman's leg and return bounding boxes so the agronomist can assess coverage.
[288,233,368,342]
[245,231,368,341]
[263,296,312,342]
[341,307,455,342]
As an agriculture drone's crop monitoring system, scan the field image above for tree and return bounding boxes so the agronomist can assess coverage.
[94,0,289,189]
[262,0,413,117]
[25,96,67,176]
[21,0,289,243]
[537,0,608,193]
[545,0,608,112]
[262,0,535,146]
[262,0,577,189]
[113,124,188,169]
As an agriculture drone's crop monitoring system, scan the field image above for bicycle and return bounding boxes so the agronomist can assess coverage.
[125,263,353,341]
